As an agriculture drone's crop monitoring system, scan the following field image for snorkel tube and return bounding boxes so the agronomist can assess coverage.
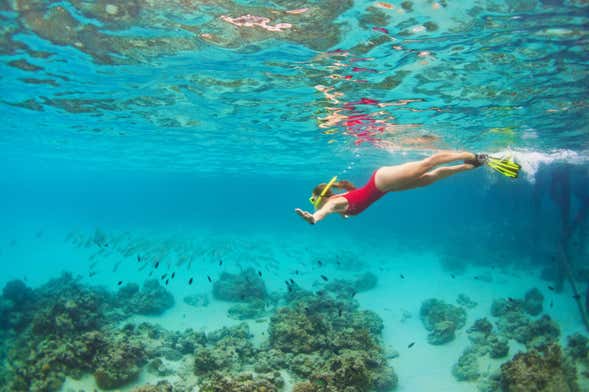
[309,176,338,209]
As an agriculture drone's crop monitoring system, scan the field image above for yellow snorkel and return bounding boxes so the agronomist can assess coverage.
[309,176,338,209]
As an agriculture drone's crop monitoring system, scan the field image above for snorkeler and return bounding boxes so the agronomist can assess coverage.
[295,151,520,225]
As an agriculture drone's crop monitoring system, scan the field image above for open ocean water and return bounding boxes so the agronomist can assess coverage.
[0,0,588,391]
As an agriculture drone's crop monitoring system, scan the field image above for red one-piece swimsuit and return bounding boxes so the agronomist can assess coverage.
[341,170,386,215]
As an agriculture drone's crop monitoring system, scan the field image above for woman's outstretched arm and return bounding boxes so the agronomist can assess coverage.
[294,201,335,225]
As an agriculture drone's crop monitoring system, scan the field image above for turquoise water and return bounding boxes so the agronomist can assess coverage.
[1,1,588,391]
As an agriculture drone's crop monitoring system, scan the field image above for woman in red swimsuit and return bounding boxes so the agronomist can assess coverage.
[295,151,486,225]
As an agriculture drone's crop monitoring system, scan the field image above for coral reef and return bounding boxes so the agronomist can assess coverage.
[116,279,174,316]
[213,268,267,302]
[268,295,396,391]
[420,298,466,345]
[183,293,209,307]
[323,272,378,297]
[523,288,544,316]
[227,299,267,320]
[500,343,580,392]
[452,348,480,381]
[456,294,478,309]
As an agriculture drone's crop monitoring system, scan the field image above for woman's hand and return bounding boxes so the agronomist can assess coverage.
[295,208,316,225]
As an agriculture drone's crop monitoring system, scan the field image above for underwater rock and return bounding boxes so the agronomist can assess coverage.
[183,293,209,307]
[500,343,579,392]
[117,279,174,316]
[452,348,480,381]
[254,348,289,373]
[213,268,267,302]
[227,299,267,320]
[456,293,478,309]
[420,298,466,345]
[491,298,523,317]
[523,288,544,316]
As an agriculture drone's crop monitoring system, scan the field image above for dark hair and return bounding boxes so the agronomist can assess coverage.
[312,180,356,198]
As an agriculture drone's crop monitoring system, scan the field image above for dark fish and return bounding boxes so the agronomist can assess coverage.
[295,270,299,275]
[318,260,323,266]
[137,255,141,262]
[507,297,515,302]
[351,290,357,298]
[408,342,415,348]
[400,274,405,279]
[89,271,96,277]
[474,276,480,280]
[219,260,223,266]
[104,243,109,247]
[550,300,553,308]
[165,279,169,286]
[285,280,291,286]
[161,274,167,280]
[320,275,328,282]
[258,271,262,277]
[548,286,555,291]
[207,276,212,283]
[450,274,455,279]
[117,281,122,286]
[573,294,581,300]
[189,277,193,285]
[289,278,295,284]
[171,272,175,279]
[155,261,160,269]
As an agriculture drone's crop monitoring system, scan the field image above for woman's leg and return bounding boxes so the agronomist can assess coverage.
[375,151,475,192]
[398,163,475,190]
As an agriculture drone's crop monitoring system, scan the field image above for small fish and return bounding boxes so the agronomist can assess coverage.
[258,271,262,277]
[351,290,357,298]
[89,271,96,277]
[373,27,389,34]
[450,274,455,279]
[550,300,553,308]
[408,342,415,348]
[189,277,193,285]
[117,281,123,286]
[161,274,167,280]
[165,279,169,286]
[317,260,323,266]
[285,280,291,286]
[219,260,223,266]
[295,270,300,275]
[289,278,295,285]
[320,275,328,282]
[207,276,212,283]
[137,255,141,262]
[548,286,555,291]
[507,297,515,302]
[171,272,175,279]
[155,261,160,269]
[473,276,480,280]
[573,294,581,300]
[400,274,405,279]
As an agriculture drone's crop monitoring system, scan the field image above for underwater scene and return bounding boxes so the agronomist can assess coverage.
[1,0,588,391]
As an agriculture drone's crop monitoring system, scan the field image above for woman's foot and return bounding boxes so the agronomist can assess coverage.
[464,153,488,167]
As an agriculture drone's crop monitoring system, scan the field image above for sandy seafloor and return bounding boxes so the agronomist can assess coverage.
[2,222,587,392]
